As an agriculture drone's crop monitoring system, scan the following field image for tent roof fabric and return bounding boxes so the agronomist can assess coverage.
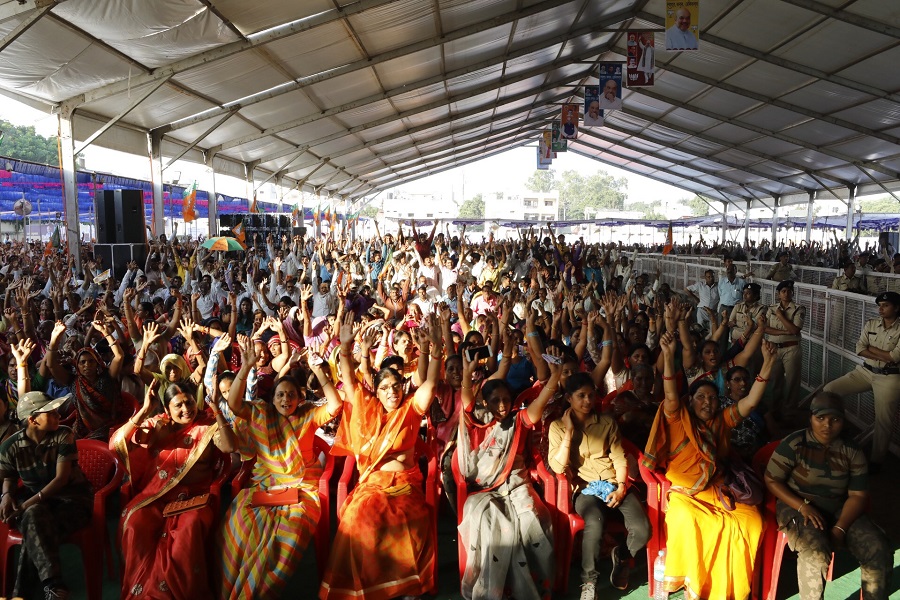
[0,0,897,209]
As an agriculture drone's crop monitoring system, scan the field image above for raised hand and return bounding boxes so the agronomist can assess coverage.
[211,332,232,354]
[659,331,676,356]
[143,322,162,347]
[338,312,356,347]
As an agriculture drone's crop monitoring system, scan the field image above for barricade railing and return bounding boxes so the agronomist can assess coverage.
[632,254,897,456]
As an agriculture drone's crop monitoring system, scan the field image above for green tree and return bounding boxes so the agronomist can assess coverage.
[860,196,900,213]
[0,119,59,166]
[525,169,556,193]
[457,193,485,231]
[360,205,379,218]
[629,201,666,221]
[556,169,627,220]
[684,195,710,216]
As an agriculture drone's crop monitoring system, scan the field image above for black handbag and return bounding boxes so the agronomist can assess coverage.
[716,456,764,511]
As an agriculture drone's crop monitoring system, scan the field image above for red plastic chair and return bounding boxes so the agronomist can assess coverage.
[637,453,671,598]
[229,436,335,578]
[0,439,124,600]
[335,438,438,594]
[450,442,557,581]
[751,441,843,600]
[554,437,644,593]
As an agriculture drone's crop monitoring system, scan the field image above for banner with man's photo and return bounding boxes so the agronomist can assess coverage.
[597,62,624,115]
[583,86,602,127]
[560,104,579,140]
[551,122,568,151]
[626,30,655,87]
[665,1,699,51]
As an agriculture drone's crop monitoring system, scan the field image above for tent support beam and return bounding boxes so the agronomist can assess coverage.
[207,151,218,239]
[0,1,55,53]
[847,185,856,241]
[721,201,728,244]
[75,76,171,156]
[771,196,780,246]
[160,109,238,172]
[744,200,751,248]
[149,131,165,239]
[780,0,900,38]
[805,191,815,243]
[57,102,81,270]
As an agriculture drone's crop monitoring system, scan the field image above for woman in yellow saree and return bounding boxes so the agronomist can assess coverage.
[642,331,775,600]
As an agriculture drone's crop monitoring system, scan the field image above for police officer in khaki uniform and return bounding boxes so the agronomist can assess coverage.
[831,259,867,294]
[766,251,797,283]
[729,282,765,346]
[824,291,900,471]
[764,280,805,419]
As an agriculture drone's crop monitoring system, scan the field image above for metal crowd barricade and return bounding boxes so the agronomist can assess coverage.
[631,254,897,456]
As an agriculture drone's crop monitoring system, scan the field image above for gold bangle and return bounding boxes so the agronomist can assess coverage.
[129,418,140,428]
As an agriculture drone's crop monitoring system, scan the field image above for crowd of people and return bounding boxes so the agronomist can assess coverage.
[0,220,892,600]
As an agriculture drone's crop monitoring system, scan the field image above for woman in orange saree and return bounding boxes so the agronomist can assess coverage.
[319,313,444,600]
[642,331,775,600]
[111,379,236,599]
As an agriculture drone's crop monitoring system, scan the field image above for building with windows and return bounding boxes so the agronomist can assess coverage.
[485,190,559,222]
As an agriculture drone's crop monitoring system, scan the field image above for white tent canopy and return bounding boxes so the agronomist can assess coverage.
[0,0,897,259]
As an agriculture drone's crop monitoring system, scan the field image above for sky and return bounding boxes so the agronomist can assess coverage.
[0,93,692,212]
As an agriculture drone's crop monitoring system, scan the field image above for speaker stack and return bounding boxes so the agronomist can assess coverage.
[93,189,148,280]
[219,213,306,250]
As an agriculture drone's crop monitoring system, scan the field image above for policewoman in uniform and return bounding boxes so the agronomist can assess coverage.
[824,291,900,472]
[764,280,805,420]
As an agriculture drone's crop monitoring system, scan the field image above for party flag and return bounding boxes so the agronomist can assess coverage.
[182,181,197,223]
[232,219,246,246]
[663,222,673,255]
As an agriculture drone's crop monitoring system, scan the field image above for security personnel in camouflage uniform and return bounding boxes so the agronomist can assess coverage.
[824,291,900,470]
[0,392,93,600]
[764,393,891,600]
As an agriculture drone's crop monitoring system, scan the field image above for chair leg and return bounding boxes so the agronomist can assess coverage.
[81,537,103,600]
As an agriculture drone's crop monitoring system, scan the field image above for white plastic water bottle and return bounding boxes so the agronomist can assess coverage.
[653,550,668,600]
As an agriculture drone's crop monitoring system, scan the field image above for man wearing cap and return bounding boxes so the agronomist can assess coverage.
[685,269,719,331]
[831,260,867,294]
[823,291,900,471]
[764,280,806,419]
[729,282,765,347]
[0,391,93,599]
[766,251,797,283]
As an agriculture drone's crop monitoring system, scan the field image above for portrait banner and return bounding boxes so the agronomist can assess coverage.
[551,122,568,152]
[665,1,699,51]
[583,87,603,127]
[560,104,579,139]
[597,62,624,113]
[626,30,655,87]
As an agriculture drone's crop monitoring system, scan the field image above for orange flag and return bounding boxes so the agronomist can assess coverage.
[662,222,673,255]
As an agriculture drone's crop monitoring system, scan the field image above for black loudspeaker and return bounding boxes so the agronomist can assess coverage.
[293,227,307,237]
[94,191,117,244]
[95,190,147,244]
[93,243,148,281]
[279,215,291,228]
[219,214,235,229]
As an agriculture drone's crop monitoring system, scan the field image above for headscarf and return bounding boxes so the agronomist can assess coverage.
[159,354,190,381]
[282,306,303,344]
[70,347,122,440]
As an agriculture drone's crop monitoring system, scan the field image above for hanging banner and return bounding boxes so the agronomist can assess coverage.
[536,146,550,170]
[537,133,553,169]
[597,62,624,113]
[560,103,579,139]
[626,30,655,87]
[551,122,568,151]
[583,86,602,127]
[665,1,699,50]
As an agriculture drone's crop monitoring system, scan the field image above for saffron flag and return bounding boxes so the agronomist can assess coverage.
[249,193,258,214]
[182,181,198,223]
[232,219,246,246]
[663,222,674,255]
[292,203,300,225]
[324,205,332,225]
[313,201,321,226]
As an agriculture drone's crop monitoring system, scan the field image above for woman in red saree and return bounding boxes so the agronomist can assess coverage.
[111,379,236,599]
[319,312,444,600]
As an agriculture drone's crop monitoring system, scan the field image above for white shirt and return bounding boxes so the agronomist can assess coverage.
[666,26,698,50]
